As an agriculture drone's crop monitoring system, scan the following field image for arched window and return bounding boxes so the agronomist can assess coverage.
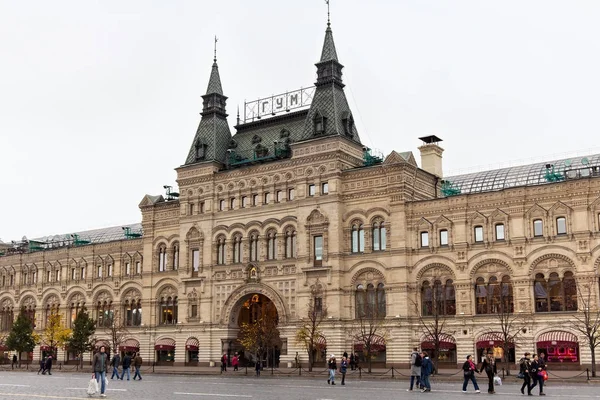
[285,230,297,258]
[0,305,14,331]
[232,234,243,263]
[475,275,513,314]
[351,224,365,253]
[444,279,456,315]
[372,221,387,251]
[377,283,387,317]
[355,282,386,318]
[96,301,113,328]
[124,300,142,327]
[355,284,365,318]
[160,296,178,325]
[501,276,514,313]
[267,232,276,260]
[421,281,433,315]
[172,244,179,270]
[69,301,83,327]
[217,237,226,265]
[534,272,577,312]
[249,233,259,262]
[475,277,487,314]
[44,304,58,326]
[24,304,35,325]
[158,245,167,272]
[422,279,455,316]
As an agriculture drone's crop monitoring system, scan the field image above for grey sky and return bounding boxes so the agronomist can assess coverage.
[2,0,600,241]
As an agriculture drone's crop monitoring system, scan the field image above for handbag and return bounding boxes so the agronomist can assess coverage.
[539,370,548,381]
[494,375,502,386]
[464,370,473,378]
[517,372,525,379]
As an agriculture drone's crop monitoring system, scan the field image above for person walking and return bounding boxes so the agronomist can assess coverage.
[327,354,337,385]
[93,346,108,398]
[461,354,480,393]
[110,353,121,380]
[529,354,540,394]
[120,353,132,380]
[38,356,47,375]
[537,352,547,396]
[132,353,143,381]
[255,359,261,377]
[232,353,239,371]
[519,352,533,396]
[407,347,422,391]
[349,353,355,370]
[45,355,53,375]
[12,354,17,370]
[221,353,228,372]
[340,356,348,385]
[420,351,433,393]
[480,351,497,394]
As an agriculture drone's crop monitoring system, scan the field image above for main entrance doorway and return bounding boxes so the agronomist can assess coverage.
[233,293,281,368]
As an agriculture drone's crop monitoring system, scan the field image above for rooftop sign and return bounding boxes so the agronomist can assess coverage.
[243,86,315,123]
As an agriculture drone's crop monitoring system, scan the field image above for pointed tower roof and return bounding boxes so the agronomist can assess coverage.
[320,24,338,62]
[206,60,223,95]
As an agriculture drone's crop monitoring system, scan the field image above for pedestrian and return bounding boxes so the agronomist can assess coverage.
[407,347,422,391]
[132,353,143,380]
[232,353,239,371]
[529,354,540,394]
[480,351,497,394]
[93,346,108,398]
[519,352,532,396]
[340,356,348,385]
[462,354,480,393]
[343,351,348,359]
[12,354,17,370]
[38,356,47,375]
[537,352,547,396]
[110,352,121,380]
[120,352,132,380]
[221,353,228,372]
[45,355,53,375]
[349,353,355,370]
[327,354,337,385]
[420,351,433,392]
[255,359,261,377]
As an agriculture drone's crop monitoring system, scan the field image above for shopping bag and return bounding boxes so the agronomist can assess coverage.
[494,375,502,386]
[105,375,109,387]
[86,376,98,396]
[540,370,548,381]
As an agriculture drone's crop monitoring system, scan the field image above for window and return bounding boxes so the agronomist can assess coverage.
[79,267,84,280]
[372,222,387,251]
[46,270,51,282]
[124,300,142,326]
[0,306,14,331]
[219,200,225,211]
[54,270,59,282]
[264,192,271,204]
[191,304,198,318]
[351,224,365,253]
[97,266,102,278]
[107,264,112,277]
[249,233,259,262]
[125,262,131,276]
[475,276,513,314]
[285,230,297,258]
[230,198,235,210]
[173,245,179,270]
[308,184,316,196]
[355,282,386,318]
[159,296,178,325]
[534,272,577,312]
[189,203,195,215]
[288,188,295,201]
[217,238,226,265]
[421,280,455,316]
[96,301,113,328]
[242,196,249,208]
[314,113,325,134]
[314,297,323,313]
[556,217,567,235]
[158,247,167,272]
[135,261,141,274]
[192,250,200,272]
[276,190,283,202]
[474,226,484,242]
[267,232,276,260]
[439,229,449,246]
[314,235,323,266]
[200,201,205,213]
[233,235,243,263]
[69,302,82,327]
[321,182,329,194]
[533,219,543,237]
[420,232,429,248]
[252,194,258,206]
[495,224,505,241]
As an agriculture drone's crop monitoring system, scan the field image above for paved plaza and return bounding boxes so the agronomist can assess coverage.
[0,370,599,400]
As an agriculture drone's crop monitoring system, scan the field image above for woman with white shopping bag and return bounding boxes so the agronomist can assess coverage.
[93,346,109,398]
[87,373,99,396]
[480,351,497,394]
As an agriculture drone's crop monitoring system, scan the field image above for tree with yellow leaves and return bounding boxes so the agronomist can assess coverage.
[40,313,72,357]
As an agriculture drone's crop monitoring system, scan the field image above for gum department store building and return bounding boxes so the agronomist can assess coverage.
[2,17,600,369]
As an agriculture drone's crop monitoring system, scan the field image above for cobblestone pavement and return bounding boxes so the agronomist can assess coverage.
[0,370,598,400]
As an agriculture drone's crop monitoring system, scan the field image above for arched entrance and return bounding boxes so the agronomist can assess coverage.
[230,293,282,368]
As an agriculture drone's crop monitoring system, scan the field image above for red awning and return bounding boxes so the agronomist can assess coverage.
[94,340,110,349]
[316,335,327,350]
[0,345,8,351]
[119,339,140,352]
[476,332,514,349]
[354,335,386,352]
[537,331,578,347]
[421,333,456,350]
[155,338,176,351]
[40,346,51,351]
[185,337,199,351]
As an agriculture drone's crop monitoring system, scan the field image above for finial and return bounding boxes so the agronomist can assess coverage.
[325,0,330,27]
[237,105,240,125]
[214,35,218,62]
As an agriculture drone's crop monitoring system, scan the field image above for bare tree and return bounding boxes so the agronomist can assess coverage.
[352,302,389,373]
[104,310,129,357]
[295,296,327,371]
[568,282,600,377]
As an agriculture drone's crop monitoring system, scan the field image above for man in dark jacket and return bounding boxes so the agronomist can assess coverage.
[420,351,433,393]
[519,352,533,396]
[110,353,121,379]
[45,355,53,375]
[38,356,47,375]
[93,346,108,397]
[120,353,132,380]
[133,353,143,380]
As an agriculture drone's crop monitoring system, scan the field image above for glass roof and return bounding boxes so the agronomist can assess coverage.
[444,154,600,196]
[30,223,143,248]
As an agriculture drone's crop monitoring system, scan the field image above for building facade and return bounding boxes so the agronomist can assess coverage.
[2,17,600,369]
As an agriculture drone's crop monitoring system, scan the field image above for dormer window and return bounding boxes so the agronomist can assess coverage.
[314,112,325,135]
[342,113,354,137]
[195,141,206,161]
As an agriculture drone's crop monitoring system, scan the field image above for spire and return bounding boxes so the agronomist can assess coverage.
[320,1,338,63]
[206,36,223,95]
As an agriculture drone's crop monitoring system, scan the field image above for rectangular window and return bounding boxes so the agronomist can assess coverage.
[107,264,113,277]
[46,271,51,282]
[314,235,323,264]
[533,219,543,237]
[71,268,76,280]
[308,184,316,196]
[125,262,131,275]
[191,304,198,318]
[288,188,295,200]
[314,297,323,313]
[55,270,60,282]
[10,275,14,286]
[219,199,225,211]
[276,190,283,202]
[189,203,195,215]
[80,267,85,280]
[192,249,200,271]
[97,266,103,278]
[135,261,141,274]
[474,226,484,242]
[200,201,205,213]
[230,198,235,210]
[242,196,249,208]
[321,182,329,194]
[264,192,271,204]
[420,232,429,248]
[495,224,505,241]
[439,230,448,246]
[556,217,567,235]
[252,194,258,206]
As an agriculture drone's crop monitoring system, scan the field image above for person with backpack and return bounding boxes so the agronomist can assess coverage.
[461,354,481,393]
[420,351,433,392]
[407,347,422,391]
[480,351,497,394]
[519,352,533,395]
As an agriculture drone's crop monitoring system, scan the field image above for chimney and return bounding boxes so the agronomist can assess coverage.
[418,135,444,177]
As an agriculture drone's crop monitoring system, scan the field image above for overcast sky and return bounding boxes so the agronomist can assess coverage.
[2,0,600,242]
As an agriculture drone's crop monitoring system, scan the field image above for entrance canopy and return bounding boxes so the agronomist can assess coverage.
[421,333,456,350]
[186,337,199,351]
[119,338,140,352]
[354,335,386,352]
[155,337,176,351]
[476,332,514,349]
[537,331,578,347]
